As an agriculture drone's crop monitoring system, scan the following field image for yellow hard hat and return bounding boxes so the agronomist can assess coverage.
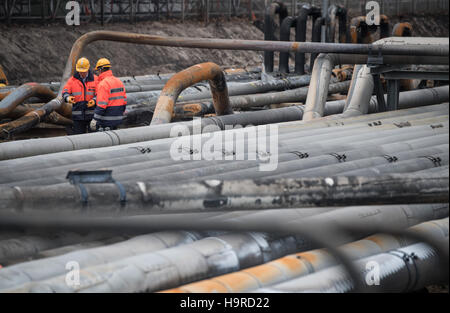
[95,58,111,70]
[76,57,90,73]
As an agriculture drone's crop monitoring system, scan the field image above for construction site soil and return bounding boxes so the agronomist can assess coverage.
[0,15,448,85]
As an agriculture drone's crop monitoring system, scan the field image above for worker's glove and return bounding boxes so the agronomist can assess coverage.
[87,99,96,108]
[65,96,75,104]
[90,119,97,131]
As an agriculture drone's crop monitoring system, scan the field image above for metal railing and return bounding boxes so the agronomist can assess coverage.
[2,1,447,25]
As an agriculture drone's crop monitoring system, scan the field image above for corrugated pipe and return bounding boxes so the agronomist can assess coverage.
[264,1,289,73]
[1,32,446,139]
[150,63,232,125]
[0,83,56,118]
[0,230,211,291]
[163,218,449,293]
[257,241,448,292]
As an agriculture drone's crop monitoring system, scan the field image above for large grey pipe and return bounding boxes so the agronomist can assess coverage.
[257,241,448,293]
[1,203,447,292]
[302,37,449,121]
[0,95,447,163]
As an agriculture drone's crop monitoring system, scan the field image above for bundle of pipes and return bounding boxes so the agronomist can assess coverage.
[0,206,447,292]
[0,104,448,214]
[0,31,447,138]
[164,218,449,293]
[0,82,448,161]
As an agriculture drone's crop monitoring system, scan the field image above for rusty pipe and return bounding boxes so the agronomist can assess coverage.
[1,31,447,138]
[349,16,374,44]
[392,22,413,37]
[6,104,73,126]
[0,91,11,101]
[151,62,232,125]
[0,83,56,118]
[162,218,449,293]
[58,31,448,98]
[332,65,353,81]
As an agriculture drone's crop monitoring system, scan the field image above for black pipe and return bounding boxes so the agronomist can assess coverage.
[263,2,288,73]
[380,15,390,39]
[279,16,297,73]
[310,17,325,70]
[337,7,348,43]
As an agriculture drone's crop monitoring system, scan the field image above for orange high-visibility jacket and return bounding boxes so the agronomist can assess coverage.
[93,70,127,128]
[62,70,98,121]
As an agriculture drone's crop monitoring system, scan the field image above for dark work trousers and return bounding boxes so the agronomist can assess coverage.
[71,120,92,135]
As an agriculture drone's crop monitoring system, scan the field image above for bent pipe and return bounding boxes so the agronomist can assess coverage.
[6,104,73,126]
[379,15,390,39]
[350,15,389,44]
[341,65,374,117]
[151,62,232,125]
[172,80,351,119]
[0,57,447,140]
[279,16,297,73]
[349,16,373,44]
[310,17,325,71]
[294,5,319,74]
[0,83,55,118]
[338,7,348,43]
[328,5,348,43]
[328,5,338,43]
[393,22,413,37]
[281,5,322,74]
[302,53,401,121]
[1,31,448,138]
[264,1,289,73]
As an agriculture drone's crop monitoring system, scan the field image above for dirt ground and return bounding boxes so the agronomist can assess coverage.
[0,18,265,85]
[0,15,448,85]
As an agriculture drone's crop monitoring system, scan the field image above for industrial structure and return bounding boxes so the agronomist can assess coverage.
[0,0,448,294]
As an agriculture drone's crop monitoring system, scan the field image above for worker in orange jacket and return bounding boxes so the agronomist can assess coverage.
[62,57,98,134]
[90,58,127,132]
